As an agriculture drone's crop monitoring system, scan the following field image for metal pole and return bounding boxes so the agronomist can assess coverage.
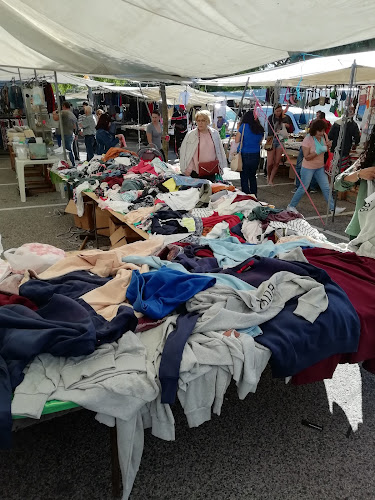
[54,71,68,162]
[225,77,250,152]
[325,61,357,224]
[136,97,141,149]
[17,68,24,126]
[160,83,169,161]
[138,83,152,120]
[34,69,46,142]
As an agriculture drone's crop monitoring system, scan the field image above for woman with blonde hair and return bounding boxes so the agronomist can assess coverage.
[95,108,104,124]
[179,110,227,180]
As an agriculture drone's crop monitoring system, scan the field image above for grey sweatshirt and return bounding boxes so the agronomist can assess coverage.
[186,270,328,334]
[81,114,96,136]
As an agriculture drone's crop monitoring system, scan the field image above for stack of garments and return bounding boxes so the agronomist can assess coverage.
[3,233,374,499]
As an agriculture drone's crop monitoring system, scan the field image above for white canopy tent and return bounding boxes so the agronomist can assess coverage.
[96,84,222,105]
[0,67,113,87]
[1,0,375,80]
[198,51,375,87]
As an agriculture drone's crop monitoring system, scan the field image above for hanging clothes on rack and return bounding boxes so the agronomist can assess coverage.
[43,82,55,113]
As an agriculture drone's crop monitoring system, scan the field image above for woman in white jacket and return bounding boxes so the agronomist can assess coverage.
[179,110,227,180]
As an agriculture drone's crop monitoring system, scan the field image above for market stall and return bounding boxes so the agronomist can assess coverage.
[1,141,375,499]
[2,2,375,499]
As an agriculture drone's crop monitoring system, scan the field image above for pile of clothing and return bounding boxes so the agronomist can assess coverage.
[2,231,375,499]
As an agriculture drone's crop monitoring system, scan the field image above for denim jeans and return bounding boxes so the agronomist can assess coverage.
[56,134,75,166]
[84,135,95,161]
[290,166,334,210]
[240,152,260,196]
[295,148,318,190]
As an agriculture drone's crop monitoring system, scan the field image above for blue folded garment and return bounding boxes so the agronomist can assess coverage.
[126,267,215,319]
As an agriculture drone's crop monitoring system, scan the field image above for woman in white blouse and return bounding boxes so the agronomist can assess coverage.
[179,110,227,180]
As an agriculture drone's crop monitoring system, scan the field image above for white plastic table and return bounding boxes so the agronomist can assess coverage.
[15,157,58,202]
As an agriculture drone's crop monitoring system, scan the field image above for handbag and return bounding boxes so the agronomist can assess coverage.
[265,136,273,151]
[197,131,219,177]
[230,127,244,172]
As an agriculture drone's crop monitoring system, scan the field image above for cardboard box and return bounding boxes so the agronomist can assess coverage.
[109,222,144,248]
[65,199,94,231]
[95,207,110,237]
[110,226,128,249]
[108,216,121,236]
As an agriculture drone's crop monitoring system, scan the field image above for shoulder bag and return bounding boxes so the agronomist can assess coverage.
[197,131,220,177]
[230,126,244,172]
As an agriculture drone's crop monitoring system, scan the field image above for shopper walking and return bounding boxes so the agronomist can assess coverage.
[81,105,96,161]
[234,109,264,196]
[266,104,288,185]
[287,119,346,214]
[53,101,77,166]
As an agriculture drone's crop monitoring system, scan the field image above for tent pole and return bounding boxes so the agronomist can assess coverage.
[54,71,68,162]
[160,83,169,161]
[34,69,46,142]
[136,97,141,149]
[138,84,152,120]
[325,60,357,224]
[225,77,249,152]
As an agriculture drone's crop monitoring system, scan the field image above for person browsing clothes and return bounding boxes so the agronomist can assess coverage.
[287,119,346,215]
[335,124,375,239]
[80,105,96,161]
[235,109,264,197]
[179,110,226,181]
[95,112,126,155]
[146,110,169,160]
[53,101,77,166]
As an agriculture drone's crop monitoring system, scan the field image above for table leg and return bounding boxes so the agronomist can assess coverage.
[110,426,121,499]
[16,162,26,202]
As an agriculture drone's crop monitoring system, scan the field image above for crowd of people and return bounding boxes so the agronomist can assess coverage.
[53,101,127,164]
[53,96,373,239]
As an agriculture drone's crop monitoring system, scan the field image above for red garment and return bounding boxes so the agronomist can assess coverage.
[129,160,158,176]
[104,176,124,188]
[0,292,38,310]
[233,194,258,203]
[201,213,244,242]
[195,249,215,258]
[323,118,332,134]
[292,248,375,384]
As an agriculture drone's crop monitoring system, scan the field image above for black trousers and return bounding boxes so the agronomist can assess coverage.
[175,131,187,154]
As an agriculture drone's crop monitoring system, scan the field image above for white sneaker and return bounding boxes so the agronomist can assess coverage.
[287,205,299,214]
[331,206,346,215]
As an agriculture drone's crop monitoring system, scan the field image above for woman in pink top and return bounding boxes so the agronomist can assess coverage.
[287,119,346,214]
[179,110,227,180]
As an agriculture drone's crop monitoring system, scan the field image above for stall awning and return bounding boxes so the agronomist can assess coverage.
[96,85,222,105]
[198,51,375,87]
[0,67,113,87]
[1,0,375,80]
